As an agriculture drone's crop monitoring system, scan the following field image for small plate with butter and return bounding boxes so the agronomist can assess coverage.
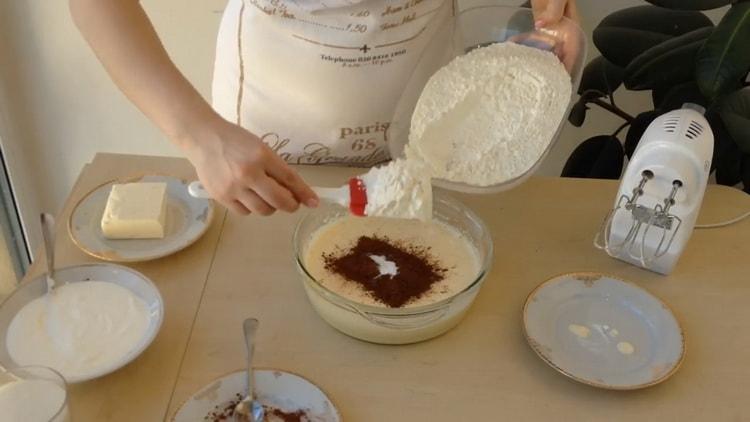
[69,174,214,262]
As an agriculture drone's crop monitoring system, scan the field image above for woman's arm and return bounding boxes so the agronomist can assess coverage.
[69,0,318,215]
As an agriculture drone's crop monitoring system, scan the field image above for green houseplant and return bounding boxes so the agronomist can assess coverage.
[560,0,750,193]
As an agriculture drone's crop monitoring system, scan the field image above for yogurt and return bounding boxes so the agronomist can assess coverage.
[0,379,68,422]
[6,281,150,381]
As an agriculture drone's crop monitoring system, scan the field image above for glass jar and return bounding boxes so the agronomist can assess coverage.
[0,365,70,422]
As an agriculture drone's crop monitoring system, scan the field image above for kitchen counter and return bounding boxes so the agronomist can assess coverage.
[23,153,750,421]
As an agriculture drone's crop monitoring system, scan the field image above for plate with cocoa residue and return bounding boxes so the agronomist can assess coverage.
[172,368,341,422]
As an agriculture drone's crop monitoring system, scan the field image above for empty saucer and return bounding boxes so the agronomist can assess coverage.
[523,272,685,390]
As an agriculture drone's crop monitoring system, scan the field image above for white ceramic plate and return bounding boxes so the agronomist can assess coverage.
[69,174,214,262]
[523,272,685,390]
[173,369,341,422]
[0,264,164,383]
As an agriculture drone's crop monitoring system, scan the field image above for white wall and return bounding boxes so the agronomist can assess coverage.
[0,0,226,251]
[0,0,726,254]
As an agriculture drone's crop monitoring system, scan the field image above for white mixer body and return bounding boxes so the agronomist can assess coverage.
[606,106,713,274]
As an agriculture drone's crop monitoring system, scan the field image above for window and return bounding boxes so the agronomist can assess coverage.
[0,139,30,297]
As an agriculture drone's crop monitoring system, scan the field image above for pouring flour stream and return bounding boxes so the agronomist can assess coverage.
[329,41,572,219]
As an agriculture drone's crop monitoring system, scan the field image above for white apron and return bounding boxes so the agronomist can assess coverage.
[212,0,452,166]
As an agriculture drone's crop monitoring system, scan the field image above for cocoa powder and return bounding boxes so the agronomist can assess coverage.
[323,235,446,307]
[203,394,310,422]
[204,393,242,421]
[268,407,307,422]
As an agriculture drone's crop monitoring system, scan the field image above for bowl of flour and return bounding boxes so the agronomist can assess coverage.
[389,5,586,193]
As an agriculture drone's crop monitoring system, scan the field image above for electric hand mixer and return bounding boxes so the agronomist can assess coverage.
[594,104,714,275]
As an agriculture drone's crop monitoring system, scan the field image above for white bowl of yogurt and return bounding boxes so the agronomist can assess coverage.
[0,264,163,383]
[294,191,493,344]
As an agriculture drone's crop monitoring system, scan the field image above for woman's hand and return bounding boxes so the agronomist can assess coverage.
[181,117,318,216]
[530,0,579,27]
[518,0,581,73]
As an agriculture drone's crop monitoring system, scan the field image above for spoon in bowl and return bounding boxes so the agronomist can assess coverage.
[234,318,264,422]
[40,212,72,350]
[40,213,57,293]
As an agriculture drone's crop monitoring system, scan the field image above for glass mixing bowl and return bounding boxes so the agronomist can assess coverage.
[388,5,587,194]
[293,191,493,344]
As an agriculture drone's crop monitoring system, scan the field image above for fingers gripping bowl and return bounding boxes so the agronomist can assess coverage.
[294,191,493,344]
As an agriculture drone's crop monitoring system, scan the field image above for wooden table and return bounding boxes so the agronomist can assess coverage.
[23,153,750,421]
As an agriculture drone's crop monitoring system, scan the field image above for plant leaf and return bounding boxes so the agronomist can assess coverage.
[624,27,712,90]
[651,84,671,109]
[718,87,750,153]
[742,154,750,194]
[625,110,663,158]
[696,2,750,100]
[596,5,713,37]
[561,135,624,179]
[652,81,709,111]
[594,6,713,68]
[708,111,743,185]
[644,0,731,10]
[578,56,626,96]
[568,101,588,127]
[594,32,669,69]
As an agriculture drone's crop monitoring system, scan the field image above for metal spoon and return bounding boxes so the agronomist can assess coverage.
[40,213,57,293]
[40,212,68,346]
[234,318,264,422]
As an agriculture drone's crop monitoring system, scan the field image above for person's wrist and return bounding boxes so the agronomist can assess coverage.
[171,108,226,157]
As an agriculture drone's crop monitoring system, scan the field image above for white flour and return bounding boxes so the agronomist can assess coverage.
[369,254,399,278]
[362,158,432,221]
[359,42,570,219]
[407,42,572,186]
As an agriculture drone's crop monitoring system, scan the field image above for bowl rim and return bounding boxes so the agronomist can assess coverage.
[453,4,587,82]
[292,191,494,316]
[0,263,165,383]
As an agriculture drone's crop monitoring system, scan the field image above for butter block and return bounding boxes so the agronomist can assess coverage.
[101,182,168,239]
